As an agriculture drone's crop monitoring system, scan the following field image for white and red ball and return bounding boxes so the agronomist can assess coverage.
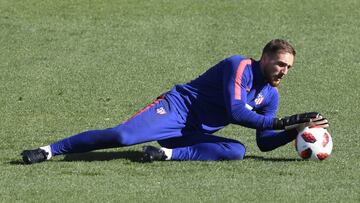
[295,127,333,160]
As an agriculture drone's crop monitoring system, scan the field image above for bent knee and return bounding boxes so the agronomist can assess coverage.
[107,128,137,146]
[223,142,246,160]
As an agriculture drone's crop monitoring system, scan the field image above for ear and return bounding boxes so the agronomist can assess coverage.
[261,53,270,63]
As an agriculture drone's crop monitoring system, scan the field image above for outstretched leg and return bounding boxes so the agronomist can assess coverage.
[51,97,186,155]
[22,96,185,164]
[50,128,128,156]
[157,133,246,161]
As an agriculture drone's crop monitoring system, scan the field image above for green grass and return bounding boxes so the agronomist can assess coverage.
[1,0,359,202]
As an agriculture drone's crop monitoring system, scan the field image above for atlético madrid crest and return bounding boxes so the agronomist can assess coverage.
[255,94,264,105]
[156,107,167,115]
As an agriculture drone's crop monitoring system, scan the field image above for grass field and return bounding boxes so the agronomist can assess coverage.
[1,0,359,202]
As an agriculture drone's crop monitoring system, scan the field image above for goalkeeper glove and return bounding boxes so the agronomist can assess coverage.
[273,112,329,131]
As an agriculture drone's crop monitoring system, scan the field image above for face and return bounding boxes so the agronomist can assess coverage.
[261,52,294,87]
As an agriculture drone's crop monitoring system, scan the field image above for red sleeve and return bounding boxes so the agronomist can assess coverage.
[222,56,274,130]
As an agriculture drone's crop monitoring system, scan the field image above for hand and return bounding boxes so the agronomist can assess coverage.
[273,112,329,131]
[309,115,329,129]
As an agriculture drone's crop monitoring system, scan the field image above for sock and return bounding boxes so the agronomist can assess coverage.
[160,147,172,160]
[40,145,53,160]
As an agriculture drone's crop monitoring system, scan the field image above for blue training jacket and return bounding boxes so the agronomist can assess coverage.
[166,55,298,151]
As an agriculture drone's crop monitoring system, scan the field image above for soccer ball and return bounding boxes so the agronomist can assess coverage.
[295,127,333,160]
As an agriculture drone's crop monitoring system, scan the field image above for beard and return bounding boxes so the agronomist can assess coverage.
[263,65,281,87]
[270,79,281,87]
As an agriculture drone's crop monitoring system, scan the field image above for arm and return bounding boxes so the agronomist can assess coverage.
[222,56,274,130]
[256,129,298,152]
[255,90,298,152]
[222,56,326,131]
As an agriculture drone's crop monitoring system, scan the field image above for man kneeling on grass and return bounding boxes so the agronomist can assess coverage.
[22,39,329,164]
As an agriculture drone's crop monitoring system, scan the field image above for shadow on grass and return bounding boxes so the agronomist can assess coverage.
[7,150,145,165]
[63,153,302,163]
[8,160,26,165]
[8,153,302,165]
[245,155,302,162]
[62,151,145,163]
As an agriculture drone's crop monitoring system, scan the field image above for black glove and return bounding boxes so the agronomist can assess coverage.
[273,112,329,131]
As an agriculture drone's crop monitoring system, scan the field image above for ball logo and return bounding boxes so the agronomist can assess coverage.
[316,152,329,160]
[322,132,330,147]
[300,148,312,159]
[301,132,316,143]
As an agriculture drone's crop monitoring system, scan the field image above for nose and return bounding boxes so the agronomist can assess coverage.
[281,66,289,75]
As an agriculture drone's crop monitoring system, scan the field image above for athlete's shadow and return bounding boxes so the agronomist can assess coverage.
[8,151,145,165]
[9,153,302,165]
[245,155,302,162]
[62,151,145,163]
[62,154,302,163]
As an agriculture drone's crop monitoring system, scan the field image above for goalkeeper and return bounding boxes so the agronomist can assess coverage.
[21,39,329,164]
